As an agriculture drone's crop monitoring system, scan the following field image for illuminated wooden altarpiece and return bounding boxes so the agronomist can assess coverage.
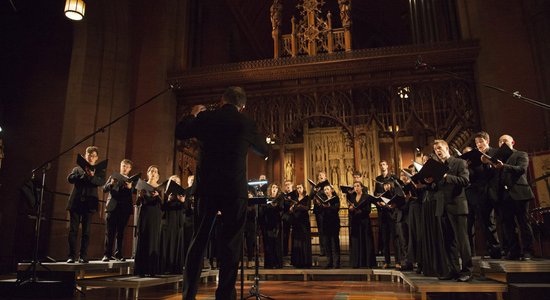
[170,41,481,193]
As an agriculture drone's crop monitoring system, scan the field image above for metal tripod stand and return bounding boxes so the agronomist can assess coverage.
[245,197,274,300]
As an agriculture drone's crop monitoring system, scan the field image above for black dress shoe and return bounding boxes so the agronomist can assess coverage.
[438,273,458,280]
[522,253,534,261]
[78,257,89,263]
[66,257,75,263]
[457,274,473,282]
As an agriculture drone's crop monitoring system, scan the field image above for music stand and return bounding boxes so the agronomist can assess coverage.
[16,166,51,287]
[245,196,274,300]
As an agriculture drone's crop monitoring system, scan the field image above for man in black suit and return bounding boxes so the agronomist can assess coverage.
[66,146,106,263]
[468,131,502,258]
[102,159,134,261]
[176,86,268,300]
[429,140,472,282]
[493,134,535,260]
[374,160,399,269]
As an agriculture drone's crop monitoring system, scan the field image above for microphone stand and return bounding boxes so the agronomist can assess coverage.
[16,85,175,290]
[415,56,550,111]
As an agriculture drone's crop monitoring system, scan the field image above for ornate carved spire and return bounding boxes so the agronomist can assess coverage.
[270,0,283,32]
[338,0,351,29]
[273,0,353,57]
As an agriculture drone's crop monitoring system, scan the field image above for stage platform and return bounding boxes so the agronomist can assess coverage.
[476,258,550,299]
[403,272,507,300]
[237,267,412,285]
[76,269,217,299]
[478,257,550,274]
[7,257,550,299]
[239,267,372,281]
[17,259,134,279]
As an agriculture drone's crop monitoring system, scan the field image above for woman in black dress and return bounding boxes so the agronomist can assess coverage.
[134,165,163,277]
[160,175,186,274]
[419,155,449,277]
[347,182,376,268]
[261,183,283,269]
[290,184,312,268]
[318,185,340,268]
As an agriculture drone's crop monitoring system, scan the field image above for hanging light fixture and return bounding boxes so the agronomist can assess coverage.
[64,0,86,21]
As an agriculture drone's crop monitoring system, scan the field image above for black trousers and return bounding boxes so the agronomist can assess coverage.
[499,194,534,256]
[441,212,472,276]
[395,220,409,266]
[323,232,340,267]
[314,211,326,255]
[68,210,92,259]
[104,209,131,258]
[281,219,291,256]
[407,202,422,267]
[379,210,398,264]
[183,195,246,300]
[465,187,501,257]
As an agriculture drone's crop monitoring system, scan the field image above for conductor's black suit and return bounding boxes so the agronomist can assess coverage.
[176,103,268,300]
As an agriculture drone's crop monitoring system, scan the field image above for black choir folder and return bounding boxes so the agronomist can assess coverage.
[314,193,337,204]
[136,179,157,193]
[165,179,186,196]
[490,143,513,163]
[111,172,141,186]
[411,158,449,184]
[283,190,298,199]
[459,148,484,166]
[76,154,108,173]
[373,190,392,204]
[340,185,353,194]
[308,179,331,191]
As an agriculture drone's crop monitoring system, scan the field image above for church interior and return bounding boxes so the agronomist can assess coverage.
[1,0,550,299]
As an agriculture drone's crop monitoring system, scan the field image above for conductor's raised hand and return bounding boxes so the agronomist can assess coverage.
[191,105,207,117]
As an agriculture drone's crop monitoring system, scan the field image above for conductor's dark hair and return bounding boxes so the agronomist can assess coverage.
[223,86,247,109]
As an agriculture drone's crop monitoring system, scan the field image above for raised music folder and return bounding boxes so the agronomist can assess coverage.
[76,154,108,173]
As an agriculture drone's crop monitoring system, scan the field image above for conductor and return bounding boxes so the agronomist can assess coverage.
[176,86,269,299]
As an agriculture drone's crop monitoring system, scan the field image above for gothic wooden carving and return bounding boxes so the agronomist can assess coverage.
[273,0,352,58]
[172,41,481,184]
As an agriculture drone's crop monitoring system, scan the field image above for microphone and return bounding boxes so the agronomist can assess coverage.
[415,55,428,70]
